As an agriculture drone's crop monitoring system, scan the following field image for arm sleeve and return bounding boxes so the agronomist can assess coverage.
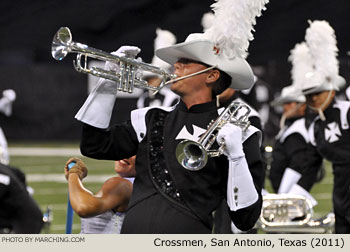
[80,120,139,160]
[269,142,286,193]
[249,116,263,132]
[228,133,264,231]
[297,143,323,191]
[0,183,8,200]
[283,134,309,174]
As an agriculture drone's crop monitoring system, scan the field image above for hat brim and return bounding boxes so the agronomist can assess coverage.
[270,96,304,106]
[302,75,345,95]
[155,39,255,90]
[271,85,306,106]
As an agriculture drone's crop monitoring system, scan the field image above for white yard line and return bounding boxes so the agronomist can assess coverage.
[27,174,112,183]
[9,147,82,156]
[312,193,332,200]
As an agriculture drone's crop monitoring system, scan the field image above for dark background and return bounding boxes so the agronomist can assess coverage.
[0,0,349,141]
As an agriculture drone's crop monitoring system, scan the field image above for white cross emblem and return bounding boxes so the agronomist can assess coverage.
[324,122,342,143]
[175,125,206,142]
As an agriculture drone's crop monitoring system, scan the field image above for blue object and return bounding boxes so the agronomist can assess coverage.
[65,161,76,234]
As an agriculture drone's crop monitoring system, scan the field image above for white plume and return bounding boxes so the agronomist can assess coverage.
[288,42,313,90]
[305,20,339,80]
[151,28,177,68]
[205,0,269,59]
[201,12,215,32]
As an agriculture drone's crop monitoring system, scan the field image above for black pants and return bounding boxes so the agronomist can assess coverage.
[121,193,211,234]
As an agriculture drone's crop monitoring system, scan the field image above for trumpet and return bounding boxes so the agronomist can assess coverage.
[51,27,177,93]
[175,101,251,171]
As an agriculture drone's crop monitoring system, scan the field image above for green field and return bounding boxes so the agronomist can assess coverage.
[8,145,333,234]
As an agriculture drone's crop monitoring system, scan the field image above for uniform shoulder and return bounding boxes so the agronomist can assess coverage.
[280,118,309,143]
[131,105,176,142]
[234,97,260,118]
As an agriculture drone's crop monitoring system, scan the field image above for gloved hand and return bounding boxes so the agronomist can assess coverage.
[64,157,88,181]
[105,46,141,72]
[93,46,142,94]
[216,123,245,161]
[75,45,141,129]
[2,89,16,102]
[0,89,16,117]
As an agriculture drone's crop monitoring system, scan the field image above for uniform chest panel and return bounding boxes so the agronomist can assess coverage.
[314,118,350,163]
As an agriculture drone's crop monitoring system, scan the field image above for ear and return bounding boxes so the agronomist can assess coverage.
[206,69,220,84]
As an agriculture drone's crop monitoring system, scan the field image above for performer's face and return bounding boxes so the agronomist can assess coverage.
[282,102,306,118]
[171,58,211,96]
[114,155,136,178]
[306,90,335,111]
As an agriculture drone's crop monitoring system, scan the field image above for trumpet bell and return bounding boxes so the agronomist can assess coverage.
[175,139,208,171]
[52,27,73,61]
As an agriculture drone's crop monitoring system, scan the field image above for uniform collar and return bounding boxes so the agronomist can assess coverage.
[322,99,336,119]
[285,116,303,126]
[177,99,217,113]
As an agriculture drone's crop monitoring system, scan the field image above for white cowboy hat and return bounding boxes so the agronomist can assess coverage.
[155,33,255,90]
[271,85,306,106]
[301,20,346,95]
[301,72,345,95]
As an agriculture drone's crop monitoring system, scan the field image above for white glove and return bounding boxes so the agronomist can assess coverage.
[106,46,141,73]
[0,89,16,117]
[216,123,245,161]
[217,124,259,211]
[288,184,318,207]
[278,167,301,194]
[3,89,16,102]
[227,156,259,211]
[75,46,141,129]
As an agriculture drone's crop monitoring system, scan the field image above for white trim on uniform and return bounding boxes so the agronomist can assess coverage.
[130,105,175,142]
[280,118,309,143]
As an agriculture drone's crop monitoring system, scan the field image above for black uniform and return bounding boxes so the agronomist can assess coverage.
[307,99,350,233]
[80,100,263,233]
[0,164,43,233]
[269,117,322,193]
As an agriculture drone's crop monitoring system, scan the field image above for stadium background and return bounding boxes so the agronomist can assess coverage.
[0,0,348,233]
[1,0,350,141]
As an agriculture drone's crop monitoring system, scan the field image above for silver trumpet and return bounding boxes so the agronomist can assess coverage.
[51,27,177,93]
[175,101,251,171]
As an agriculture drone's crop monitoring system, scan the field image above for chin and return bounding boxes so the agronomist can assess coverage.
[170,83,180,94]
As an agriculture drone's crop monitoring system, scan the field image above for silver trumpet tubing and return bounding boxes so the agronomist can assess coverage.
[175,101,251,171]
[51,27,177,93]
[256,194,335,233]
